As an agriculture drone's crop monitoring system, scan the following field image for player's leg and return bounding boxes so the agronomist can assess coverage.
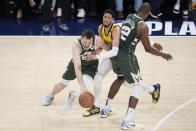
[66,74,94,109]
[121,82,143,130]
[100,75,125,118]
[42,61,75,106]
[42,79,70,106]
[132,54,161,103]
[109,54,142,129]
[100,57,125,118]
[94,58,112,107]
[83,58,112,117]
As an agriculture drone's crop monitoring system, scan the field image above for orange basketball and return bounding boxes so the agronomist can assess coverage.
[78,91,95,108]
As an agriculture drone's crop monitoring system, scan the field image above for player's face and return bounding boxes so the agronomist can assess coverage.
[81,36,93,49]
[144,12,150,20]
[103,13,113,27]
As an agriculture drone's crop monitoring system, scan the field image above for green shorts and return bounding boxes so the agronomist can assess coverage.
[62,60,98,80]
[110,50,141,84]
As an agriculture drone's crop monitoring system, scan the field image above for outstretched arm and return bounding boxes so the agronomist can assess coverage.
[85,26,121,61]
[138,22,173,61]
[72,42,87,92]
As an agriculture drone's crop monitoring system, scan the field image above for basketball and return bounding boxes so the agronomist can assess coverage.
[78,91,95,108]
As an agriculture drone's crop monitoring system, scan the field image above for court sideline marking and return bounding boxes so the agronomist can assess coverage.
[152,96,196,131]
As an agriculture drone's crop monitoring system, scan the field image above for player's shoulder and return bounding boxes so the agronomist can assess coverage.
[98,24,103,29]
[138,21,148,30]
[113,23,121,30]
[72,39,82,50]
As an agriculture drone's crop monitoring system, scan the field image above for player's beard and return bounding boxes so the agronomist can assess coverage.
[103,22,112,28]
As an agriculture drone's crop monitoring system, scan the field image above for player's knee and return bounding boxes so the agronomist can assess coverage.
[94,72,104,83]
[54,82,66,92]
[83,75,94,89]
[131,83,143,99]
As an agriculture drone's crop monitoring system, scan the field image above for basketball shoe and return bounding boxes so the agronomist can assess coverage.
[42,95,54,106]
[100,106,111,118]
[151,83,161,103]
[121,120,143,130]
[83,105,100,117]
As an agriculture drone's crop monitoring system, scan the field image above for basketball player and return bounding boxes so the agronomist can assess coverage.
[99,2,173,129]
[82,9,165,117]
[42,29,99,106]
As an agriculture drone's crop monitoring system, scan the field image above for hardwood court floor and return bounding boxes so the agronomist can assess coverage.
[0,36,195,131]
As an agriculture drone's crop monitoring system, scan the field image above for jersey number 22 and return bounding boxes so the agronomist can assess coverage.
[121,25,131,41]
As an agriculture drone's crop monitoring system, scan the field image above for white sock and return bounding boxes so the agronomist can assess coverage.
[94,98,100,108]
[124,107,134,122]
[140,83,155,94]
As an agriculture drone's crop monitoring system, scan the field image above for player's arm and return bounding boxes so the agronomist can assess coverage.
[96,26,120,59]
[137,36,162,51]
[92,25,104,55]
[138,22,173,61]
[90,25,104,55]
[72,42,86,92]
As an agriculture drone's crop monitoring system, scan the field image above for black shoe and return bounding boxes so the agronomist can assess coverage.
[83,105,100,117]
[151,83,161,103]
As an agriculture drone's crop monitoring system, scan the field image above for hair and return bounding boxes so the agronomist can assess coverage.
[103,9,116,18]
[81,29,95,40]
[138,2,151,14]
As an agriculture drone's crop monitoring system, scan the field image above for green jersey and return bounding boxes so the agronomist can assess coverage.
[120,14,143,54]
[110,14,143,84]
[62,38,98,80]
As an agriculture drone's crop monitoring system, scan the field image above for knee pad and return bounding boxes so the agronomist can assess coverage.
[94,72,104,84]
[131,83,143,99]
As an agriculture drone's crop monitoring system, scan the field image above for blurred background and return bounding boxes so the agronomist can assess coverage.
[0,0,195,35]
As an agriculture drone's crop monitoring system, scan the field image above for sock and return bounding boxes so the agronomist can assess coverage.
[124,107,134,122]
[94,98,100,108]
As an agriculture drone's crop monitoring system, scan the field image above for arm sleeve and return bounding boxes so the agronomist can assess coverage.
[96,47,119,59]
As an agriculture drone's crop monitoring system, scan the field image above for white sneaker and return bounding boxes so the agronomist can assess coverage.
[77,8,86,18]
[65,91,76,109]
[173,3,180,14]
[121,120,143,130]
[182,10,189,19]
[100,106,111,118]
[42,96,54,106]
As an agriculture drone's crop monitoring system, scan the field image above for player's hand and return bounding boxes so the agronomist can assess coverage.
[85,55,97,61]
[153,43,163,51]
[162,53,173,61]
